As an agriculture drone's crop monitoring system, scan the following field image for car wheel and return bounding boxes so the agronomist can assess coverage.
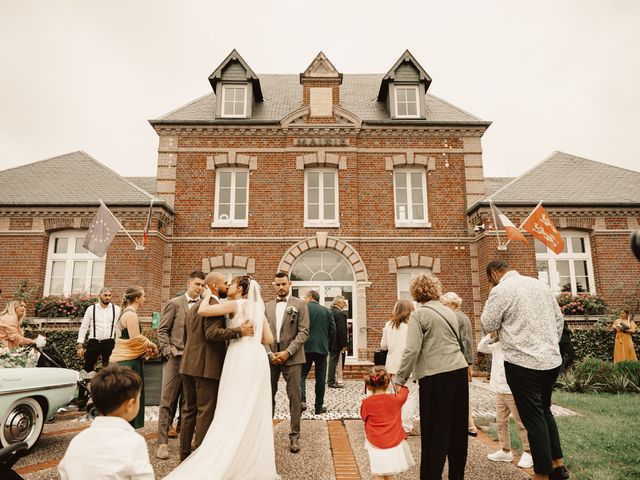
[0,397,44,450]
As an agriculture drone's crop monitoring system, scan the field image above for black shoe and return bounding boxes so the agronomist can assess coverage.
[315,407,327,415]
[551,466,570,480]
[328,383,345,388]
[301,402,307,412]
[290,438,300,453]
[468,429,478,437]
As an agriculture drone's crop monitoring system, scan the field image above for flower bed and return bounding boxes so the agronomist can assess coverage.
[34,294,98,318]
[557,293,607,316]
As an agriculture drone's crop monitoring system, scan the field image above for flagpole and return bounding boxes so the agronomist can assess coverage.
[518,200,543,230]
[99,199,141,249]
[488,199,506,251]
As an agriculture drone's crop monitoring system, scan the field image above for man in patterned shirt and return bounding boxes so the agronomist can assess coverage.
[481,260,569,480]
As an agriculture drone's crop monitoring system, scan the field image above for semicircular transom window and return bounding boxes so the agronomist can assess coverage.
[290,250,354,282]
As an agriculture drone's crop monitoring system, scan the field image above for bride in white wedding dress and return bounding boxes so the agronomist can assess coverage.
[164,275,280,480]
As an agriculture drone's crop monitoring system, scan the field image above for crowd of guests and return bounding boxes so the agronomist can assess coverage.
[2,258,639,480]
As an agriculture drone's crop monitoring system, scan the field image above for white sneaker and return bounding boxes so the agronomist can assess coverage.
[517,452,533,468]
[487,449,513,462]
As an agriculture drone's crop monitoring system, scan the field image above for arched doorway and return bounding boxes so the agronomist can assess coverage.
[289,250,358,358]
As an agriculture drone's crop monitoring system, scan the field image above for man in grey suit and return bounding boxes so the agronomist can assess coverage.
[265,271,309,454]
[300,289,335,415]
[179,272,254,461]
[156,271,205,460]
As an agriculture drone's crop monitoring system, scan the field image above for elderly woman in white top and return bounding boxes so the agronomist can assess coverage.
[440,291,477,437]
[380,299,418,434]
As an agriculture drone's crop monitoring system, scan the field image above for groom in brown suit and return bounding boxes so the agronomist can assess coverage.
[178,272,254,461]
[265,271,309,454]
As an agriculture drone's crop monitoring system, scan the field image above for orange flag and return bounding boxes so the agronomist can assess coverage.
[521,204,564,254]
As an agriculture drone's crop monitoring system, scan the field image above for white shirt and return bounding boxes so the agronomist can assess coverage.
[275,295,289,343]
[58,416,155,480]
[481,270,563,370]
[77,303,122,343]
[477,335,511,394]
[185,293,199,309]
[380,321,409,375]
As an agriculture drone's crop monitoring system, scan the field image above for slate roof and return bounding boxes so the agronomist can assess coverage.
[125,177,157,195]
[0,151,171,211]
[484,177,514,197]
[151,74,488,126]
[487,151,640,206]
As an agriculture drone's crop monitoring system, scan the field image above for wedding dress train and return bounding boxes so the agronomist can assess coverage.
[164,284,279,479]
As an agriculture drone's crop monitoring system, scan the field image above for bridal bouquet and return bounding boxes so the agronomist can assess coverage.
[0,345,38,368]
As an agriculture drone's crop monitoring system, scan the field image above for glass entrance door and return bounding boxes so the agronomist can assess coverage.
[289,250,357,358]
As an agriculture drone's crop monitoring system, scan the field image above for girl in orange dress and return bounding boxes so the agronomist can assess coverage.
[612,309,637,363]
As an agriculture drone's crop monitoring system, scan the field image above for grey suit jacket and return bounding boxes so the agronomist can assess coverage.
[264,296,309,366]
[157,295,190,357]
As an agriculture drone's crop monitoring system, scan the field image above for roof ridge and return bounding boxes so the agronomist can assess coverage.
[487,151,561,201]
[0,150,87,174]
[82,154,158,202]
[552,150,640,175]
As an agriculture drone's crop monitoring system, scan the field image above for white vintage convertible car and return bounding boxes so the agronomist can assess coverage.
[0,367,77,450]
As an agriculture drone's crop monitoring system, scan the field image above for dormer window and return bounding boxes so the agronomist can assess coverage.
[221,85,247,118]
[394,86,419,118]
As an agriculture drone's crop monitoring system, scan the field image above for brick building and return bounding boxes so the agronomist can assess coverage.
[1,50,639,364]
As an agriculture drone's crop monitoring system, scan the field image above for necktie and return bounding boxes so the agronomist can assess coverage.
[188,299,198,303]
[276,297,287,303]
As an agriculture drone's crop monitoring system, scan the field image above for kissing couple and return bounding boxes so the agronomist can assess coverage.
[165,271,309,479]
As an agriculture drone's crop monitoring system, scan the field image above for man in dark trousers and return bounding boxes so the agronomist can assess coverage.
[76,288,120,372]
[300,290,336,415]
[155,271,205,460]
[178,272,253,461]
[327,295,348,388]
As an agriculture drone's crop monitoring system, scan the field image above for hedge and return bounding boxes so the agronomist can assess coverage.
[571,327,640,362]
[24,327,160,371]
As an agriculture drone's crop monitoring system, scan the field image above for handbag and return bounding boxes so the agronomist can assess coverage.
[373,349,388,366]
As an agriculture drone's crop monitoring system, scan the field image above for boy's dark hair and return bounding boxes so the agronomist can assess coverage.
[274,271,290,281]
[364,366,391,391]
[189,271,206,280]
[91,365,142,416]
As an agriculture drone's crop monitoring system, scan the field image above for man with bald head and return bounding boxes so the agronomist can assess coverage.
[178,271,254,461]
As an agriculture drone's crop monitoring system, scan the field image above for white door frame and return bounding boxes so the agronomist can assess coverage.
[291,281,357,359]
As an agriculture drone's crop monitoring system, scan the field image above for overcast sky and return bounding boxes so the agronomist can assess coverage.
[1,0,638,178]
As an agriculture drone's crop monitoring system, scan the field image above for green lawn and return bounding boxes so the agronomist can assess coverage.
[481,392,640,480]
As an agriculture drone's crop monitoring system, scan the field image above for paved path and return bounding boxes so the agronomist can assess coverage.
[14,379,577,479]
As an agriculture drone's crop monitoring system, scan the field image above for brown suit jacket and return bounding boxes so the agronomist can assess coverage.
[180,297,242,380]
[157,295,190,357]
[264,296,309,366]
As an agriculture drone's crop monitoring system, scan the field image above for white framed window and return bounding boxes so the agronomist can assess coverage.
[214,269,248,284]
[44,230,106,296]
[536,231,595,294]
[393,169,429,227]
[394,85,420,118]
[397,268,428,303]
[304,169,339,227]
[213,168,249,227]
[221,85,247,118]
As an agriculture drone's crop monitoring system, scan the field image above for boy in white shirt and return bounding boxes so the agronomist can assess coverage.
[58,365,155,480]
[477,332,533,469]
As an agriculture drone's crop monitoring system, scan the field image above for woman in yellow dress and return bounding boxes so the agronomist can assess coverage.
[612,308,637,363]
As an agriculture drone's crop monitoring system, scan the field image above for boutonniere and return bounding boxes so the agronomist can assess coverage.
[286,306,299,324]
